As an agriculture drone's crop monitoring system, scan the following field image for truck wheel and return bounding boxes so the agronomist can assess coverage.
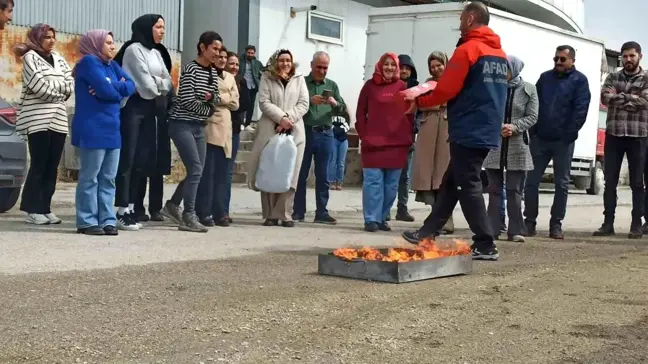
[586,161,604,195]
[0,187,21,213]
[573,176,590,190]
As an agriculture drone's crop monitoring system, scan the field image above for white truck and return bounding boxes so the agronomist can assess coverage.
[363,2,605,194]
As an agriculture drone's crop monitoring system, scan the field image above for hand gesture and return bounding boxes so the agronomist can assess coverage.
[405,101,417,115]
[120,77,126,82]
[326,97,337,107]
[311,95,325,105]
[88,87,96,96]
[501,124,513,137]
[279,116,293,130]
[205,91,213,101]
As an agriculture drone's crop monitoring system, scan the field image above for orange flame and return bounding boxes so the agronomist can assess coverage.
[333,239,470,262]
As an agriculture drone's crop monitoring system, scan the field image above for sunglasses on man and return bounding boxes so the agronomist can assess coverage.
[553,56,569,63]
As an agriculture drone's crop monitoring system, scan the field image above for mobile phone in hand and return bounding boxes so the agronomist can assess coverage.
[322,89,333,98]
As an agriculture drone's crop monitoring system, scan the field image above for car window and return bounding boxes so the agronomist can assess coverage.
[598,110,607,129]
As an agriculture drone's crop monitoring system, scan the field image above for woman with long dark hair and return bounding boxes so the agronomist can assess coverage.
[112,14,173,231]
[223,51,250,223]
[196,47,239,227]
[14,23,74,225]
[161,31,222,233]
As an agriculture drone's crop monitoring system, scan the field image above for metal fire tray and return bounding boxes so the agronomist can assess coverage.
[317,249,473,284]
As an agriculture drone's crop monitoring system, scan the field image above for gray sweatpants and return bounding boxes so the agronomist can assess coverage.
[168,121,207,214]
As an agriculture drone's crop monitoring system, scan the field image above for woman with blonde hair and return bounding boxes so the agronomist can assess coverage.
[247,49,309,227]
[411,51,454,234]
[14,23,74,225]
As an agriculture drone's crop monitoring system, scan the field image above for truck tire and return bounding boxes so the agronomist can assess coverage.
[586,161,604,195]
[0,187,20,213]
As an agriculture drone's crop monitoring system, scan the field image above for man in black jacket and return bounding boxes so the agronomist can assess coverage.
[392,54,419,222]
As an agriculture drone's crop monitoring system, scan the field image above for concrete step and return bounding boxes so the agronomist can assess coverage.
[232,172,247,183]
[235,150,253,163]
[238,140,254,152]
[239,129,257,142]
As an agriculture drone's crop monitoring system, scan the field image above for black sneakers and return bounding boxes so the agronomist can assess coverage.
[471,244,499,261]
[117,213,140,231]
[161,201,184,225]
[401,230,421,244]
[395,210,415,222]
[314,215,337,225]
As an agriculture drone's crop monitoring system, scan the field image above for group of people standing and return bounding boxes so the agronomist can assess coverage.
[12,8,250,235]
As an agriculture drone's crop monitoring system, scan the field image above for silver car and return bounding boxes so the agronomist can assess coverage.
[0,97,27,213]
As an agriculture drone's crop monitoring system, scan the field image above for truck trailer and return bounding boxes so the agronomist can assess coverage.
[363,2,605,194]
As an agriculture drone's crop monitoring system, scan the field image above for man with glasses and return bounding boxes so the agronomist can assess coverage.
[293,51,346,225]
[523,45,591,239]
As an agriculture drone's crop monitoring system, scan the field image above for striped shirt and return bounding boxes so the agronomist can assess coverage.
[16,50,74,136]
[169,60,220,123]
[601,68,648,137]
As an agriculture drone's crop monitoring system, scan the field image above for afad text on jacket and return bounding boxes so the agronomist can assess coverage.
[417,26,508,150]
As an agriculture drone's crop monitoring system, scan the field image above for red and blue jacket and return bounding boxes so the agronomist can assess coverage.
[416,26,508,149]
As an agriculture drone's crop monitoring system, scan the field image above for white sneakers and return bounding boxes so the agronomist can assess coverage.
[26,213,62,225]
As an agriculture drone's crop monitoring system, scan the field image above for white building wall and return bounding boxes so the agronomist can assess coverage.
[256,0,402,123]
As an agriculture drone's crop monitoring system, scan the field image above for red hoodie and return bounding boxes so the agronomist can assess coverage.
[355,78,412,169]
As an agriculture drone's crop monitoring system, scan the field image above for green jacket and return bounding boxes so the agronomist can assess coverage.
[237,56,263,88]
[304,74,347,127]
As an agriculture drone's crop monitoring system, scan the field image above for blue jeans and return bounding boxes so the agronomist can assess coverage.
[328,138,348,183]
[524,136,575,228]
[362,168,401,224]
[76,148,120,228]
[294,127,334,219]
[225,133,240,215]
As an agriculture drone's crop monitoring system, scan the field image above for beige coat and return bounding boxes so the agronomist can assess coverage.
[247,72,309,191]
[411,105,450,191]
[205,71,239,158]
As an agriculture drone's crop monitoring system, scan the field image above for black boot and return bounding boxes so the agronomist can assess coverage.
[629,220,643,239]
[593,220,615,237]
[396,208,415,222]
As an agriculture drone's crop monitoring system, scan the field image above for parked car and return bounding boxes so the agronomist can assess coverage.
[0,97,27,213]
[587,104,607,195]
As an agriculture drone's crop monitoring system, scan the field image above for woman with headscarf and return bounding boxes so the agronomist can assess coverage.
[223,51,250,223]
[246,49,309,227]
[72,29,136,236]
[14,24,74,225]
[355,53,413,232]
[196,47,239,227]
[484,55,538,242]
[411,51,455,235]
[112,14,173,231]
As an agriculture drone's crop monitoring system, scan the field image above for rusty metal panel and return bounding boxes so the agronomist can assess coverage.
[0,25,182,103]
[11,0,183,51]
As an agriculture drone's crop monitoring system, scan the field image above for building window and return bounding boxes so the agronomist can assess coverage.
[307,11,344,45]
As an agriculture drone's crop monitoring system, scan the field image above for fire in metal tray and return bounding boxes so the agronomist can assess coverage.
[332,239,471,263]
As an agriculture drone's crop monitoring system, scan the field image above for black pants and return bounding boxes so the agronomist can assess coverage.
[245,88,258,126]
[115,96,156,208]
[419,143,494,245]
[134,174,164,215]
[20,130,66,214]
[604,135,647,223]
[196,144,229,220]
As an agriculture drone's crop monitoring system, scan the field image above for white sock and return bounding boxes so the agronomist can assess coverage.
[128,203,135,213]
[117,207,128,215]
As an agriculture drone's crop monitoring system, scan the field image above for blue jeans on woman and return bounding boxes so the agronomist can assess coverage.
[328,138,348,183]
[362,168,401,224]
[76,148,120,228]
[225,133,240,215]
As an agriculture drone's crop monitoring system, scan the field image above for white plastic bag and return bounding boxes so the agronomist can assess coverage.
[255,133,297,193]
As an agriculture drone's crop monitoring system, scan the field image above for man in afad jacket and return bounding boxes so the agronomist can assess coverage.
[523,45,591,240]
[402,1,508,261]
